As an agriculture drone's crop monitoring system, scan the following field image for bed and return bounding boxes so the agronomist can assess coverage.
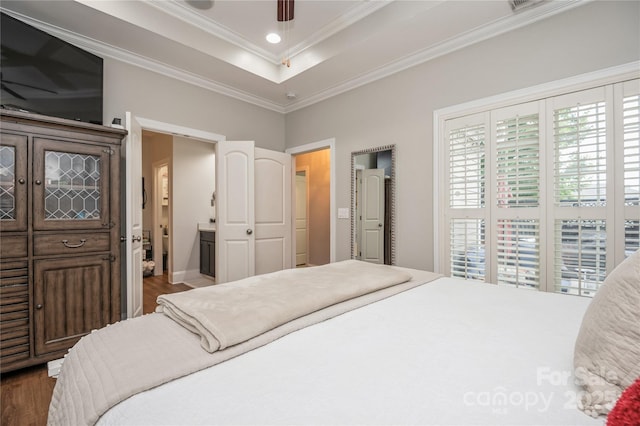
[47,257,640,425]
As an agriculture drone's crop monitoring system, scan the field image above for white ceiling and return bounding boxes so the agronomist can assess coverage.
[0,0,584,113]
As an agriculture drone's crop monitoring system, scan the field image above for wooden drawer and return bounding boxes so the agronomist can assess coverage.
[34,232,110,256]
[0,235,27,259]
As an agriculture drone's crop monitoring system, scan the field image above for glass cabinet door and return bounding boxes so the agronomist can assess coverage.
[32,138,111,231]
[0,133,28,232]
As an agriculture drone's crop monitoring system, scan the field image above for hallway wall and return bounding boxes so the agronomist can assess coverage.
[295,149,331,266]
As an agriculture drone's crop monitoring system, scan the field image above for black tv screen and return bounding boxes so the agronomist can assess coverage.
[0,12,103,125]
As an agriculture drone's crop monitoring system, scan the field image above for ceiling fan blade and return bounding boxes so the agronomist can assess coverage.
[277,0,294,22]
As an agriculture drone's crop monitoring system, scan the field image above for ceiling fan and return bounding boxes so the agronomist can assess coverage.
[277,0,294,22]
[277,0,294,67]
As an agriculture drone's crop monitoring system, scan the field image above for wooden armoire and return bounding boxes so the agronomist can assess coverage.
[0,110,126,373]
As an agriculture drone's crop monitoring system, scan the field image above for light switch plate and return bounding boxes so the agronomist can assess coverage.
[338,208,350,219]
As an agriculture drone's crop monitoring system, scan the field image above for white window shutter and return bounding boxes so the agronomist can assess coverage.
[549,87,609,296]
[448,122,486,209]
[491,102,542,289]
[441,79,638,296]
[444,114,487,279]
[621,81,640,258]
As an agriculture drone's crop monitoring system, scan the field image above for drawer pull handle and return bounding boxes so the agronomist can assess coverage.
[62,239,87,248]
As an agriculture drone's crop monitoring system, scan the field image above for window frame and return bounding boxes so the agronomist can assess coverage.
[433,62,639,295]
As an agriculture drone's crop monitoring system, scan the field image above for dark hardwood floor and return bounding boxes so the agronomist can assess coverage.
[0,273,191,426]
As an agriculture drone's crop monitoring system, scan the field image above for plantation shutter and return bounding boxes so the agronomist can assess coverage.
[445,113,487,280]
[549,87,609,296]
[440,78,638,296]
[491,102,542,289]
[621,80,640,257]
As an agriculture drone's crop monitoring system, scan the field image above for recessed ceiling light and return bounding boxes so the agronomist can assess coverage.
[266,33,281,44]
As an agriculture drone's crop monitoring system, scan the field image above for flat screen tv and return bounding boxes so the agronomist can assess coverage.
[0,12,103,125]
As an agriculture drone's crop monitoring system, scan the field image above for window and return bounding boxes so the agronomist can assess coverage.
[440,79,639,297]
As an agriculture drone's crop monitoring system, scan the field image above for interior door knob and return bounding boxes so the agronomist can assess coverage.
[246,229,253,235]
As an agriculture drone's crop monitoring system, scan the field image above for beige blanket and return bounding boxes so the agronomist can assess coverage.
[47,262,441,426]
[156,260,413,352]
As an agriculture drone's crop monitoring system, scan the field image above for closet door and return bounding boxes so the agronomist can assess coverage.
[216,141,255,284]
[216,143,292,283]
[360,168,385,264]
[255,148,291,275]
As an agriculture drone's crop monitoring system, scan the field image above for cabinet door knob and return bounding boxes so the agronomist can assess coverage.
[36,304,43,310]
[246,229,253,235]
[133,235,142,242]
[18,178,25,184]
[35,179,42,185]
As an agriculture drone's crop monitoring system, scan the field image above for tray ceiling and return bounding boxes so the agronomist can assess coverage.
[0,0,584,113]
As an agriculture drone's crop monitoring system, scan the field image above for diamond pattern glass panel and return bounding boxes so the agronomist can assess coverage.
[44,150,101,220]
[0,146,16,220]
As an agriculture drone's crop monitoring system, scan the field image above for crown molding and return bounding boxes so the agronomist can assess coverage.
[0,9,286,114]
[147,1,280,65]
[149,0,392,68]
[2,0,591,116]
[284,0,587,113]
[284,1,392,61]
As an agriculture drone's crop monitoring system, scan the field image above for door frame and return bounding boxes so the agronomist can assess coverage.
[285,138,336,266]
[124,115,225,317]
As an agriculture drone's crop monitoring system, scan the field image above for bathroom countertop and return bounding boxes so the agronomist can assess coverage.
[198,222,216,232]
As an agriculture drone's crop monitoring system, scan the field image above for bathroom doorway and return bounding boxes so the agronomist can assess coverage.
[153,161,170,273]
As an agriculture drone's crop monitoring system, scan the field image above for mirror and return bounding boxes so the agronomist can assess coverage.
[351,145,396,265]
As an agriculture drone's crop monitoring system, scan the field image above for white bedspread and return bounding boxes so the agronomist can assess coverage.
[99,273,604,426]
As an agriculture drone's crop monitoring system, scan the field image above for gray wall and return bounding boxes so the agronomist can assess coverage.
[103,60,285,151]
[284,1,640,271]
[172,137,216,281]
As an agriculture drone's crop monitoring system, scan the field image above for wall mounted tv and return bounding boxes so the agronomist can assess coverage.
[0,12,103,125]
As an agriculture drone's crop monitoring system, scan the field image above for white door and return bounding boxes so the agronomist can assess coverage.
[216,141,255,283]
[361,168,385,264]
[255,148,292,275]
[295,172,308,266]
[125,112,144,318]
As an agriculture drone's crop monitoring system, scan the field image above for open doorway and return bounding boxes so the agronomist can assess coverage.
[295,168,309,266]
[141,131,172,277]
[140,131,217,309]
[292,148,331,267]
